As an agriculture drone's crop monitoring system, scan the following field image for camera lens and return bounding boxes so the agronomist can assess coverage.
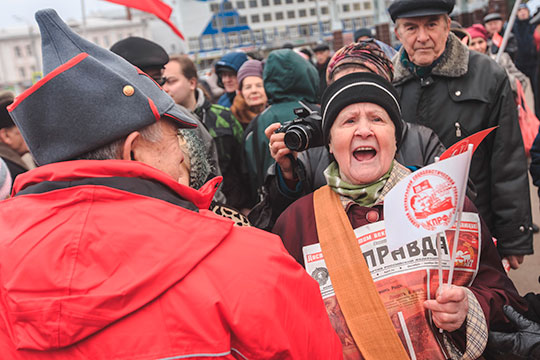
[284,127,309,151]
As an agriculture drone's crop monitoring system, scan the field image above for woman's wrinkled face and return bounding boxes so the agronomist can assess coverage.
[241,76,267,108]
[469,37,487,54]
[329,103,396,185]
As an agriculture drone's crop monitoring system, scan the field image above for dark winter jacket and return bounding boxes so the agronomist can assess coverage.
[393,32,533,256]
[248,120,446,230]
[512,18,538,78]
[243,49,319,203]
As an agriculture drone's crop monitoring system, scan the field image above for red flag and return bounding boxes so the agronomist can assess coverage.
[103,0,185,40]
[439,126,498,160]
[492,32,503,48]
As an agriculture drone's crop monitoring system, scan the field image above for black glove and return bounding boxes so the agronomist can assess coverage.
[487,305,540,360]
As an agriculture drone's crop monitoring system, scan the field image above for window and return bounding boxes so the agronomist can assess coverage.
[363,1,371,10]
[300,24,310,35]
[289,26,298,38]
[343,4,350,12]
[249,0,258,7]
[223,2,233,10]
[323,21,330,32]
[275,11,284,20]
[251,14,260,23]
[189,37,200,51]
[286,0,293,3]
[321,6,328,14]
[226,16,235,26]
[238,15,248,25]
[18,67,26,78]
[202,35,213,50]
[253,29,264,42]
[343,19,352,29]
[210,3,219,12]
[298,0,305,3]
[262,0,270,5]
[103,35,110,47]
[310,8,316,16]
[228,32,239,47]
[263,13,272,21]
[236,1,245,8]
[241,30,252,43]
[353,3,360,11]
[299,9,306,17]
[26,44,32,56]
[287,10,295,18]
[274,0,281,5]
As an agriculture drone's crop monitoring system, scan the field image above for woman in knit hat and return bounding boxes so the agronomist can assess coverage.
[272,71,521,360]
[467,23,533,107]
[230,59,267,129]
[249,41,444,231]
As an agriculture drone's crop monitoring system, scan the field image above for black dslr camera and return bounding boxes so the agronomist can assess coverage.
[276,107,324,152]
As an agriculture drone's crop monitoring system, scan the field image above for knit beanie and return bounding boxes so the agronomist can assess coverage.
[467,24,488,41]
[326,40,394,84]
[237,60,263,88]
[0,158,12,200]
[321,72,402,148]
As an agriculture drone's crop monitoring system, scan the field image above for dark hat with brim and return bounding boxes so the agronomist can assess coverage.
[0,92,15,129]
[483,13,503,23]
[8,9,197,166]
[320,72,402,148]
[110,36,169,70]
[313,43,330,52]
[388,0,455,22]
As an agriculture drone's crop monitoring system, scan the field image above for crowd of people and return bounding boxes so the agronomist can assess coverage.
[1,0,540,358]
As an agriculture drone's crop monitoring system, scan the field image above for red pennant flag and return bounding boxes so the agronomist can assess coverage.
[439,126,498,160]
[492,32,503,48]
[102,0,185,40]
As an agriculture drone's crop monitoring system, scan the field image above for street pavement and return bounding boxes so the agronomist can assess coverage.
[508,174,540,295]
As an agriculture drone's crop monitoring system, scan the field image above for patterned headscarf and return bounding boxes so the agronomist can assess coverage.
[326,39,394,84]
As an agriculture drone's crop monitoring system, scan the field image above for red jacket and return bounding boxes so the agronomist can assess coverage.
[0,160,342,359]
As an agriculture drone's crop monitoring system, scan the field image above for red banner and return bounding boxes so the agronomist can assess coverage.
[492,32,503,48]
[439,126,498,160]
[103,0,185,39]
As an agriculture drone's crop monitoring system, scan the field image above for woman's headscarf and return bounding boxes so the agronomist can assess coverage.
[326,40,394,84]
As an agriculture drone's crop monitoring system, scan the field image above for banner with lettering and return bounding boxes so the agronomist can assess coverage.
[303,213,481,360]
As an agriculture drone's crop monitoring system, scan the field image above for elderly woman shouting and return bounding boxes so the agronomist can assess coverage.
[272,72,526,360]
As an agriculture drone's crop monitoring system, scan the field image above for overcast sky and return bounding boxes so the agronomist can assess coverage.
[1,0,123,28]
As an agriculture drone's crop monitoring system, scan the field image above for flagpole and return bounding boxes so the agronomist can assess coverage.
[496,0,521,63]
[80,0,87,37]
[447,144,474,285]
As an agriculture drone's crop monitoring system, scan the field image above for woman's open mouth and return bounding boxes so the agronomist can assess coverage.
[353,147,377,161]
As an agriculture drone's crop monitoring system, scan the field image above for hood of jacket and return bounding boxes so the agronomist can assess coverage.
[263,49,319,104]
[393,32,469,84]
[0,160,231,351]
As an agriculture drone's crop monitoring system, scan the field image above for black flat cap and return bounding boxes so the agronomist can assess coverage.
[388,0,455,22]
[313,43,330,52]
[110,36,169,69]
[483,13,503,24]
[0,92,15,129]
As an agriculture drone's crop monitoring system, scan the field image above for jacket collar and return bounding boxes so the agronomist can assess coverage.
[12,160,221,210]
[393,32,469,84]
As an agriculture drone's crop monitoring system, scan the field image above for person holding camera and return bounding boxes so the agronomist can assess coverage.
[243,49,319,205]
[272,71,525,360]
[248,41,445,230]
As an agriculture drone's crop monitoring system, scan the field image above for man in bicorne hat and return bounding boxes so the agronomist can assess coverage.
[0,9,342,359]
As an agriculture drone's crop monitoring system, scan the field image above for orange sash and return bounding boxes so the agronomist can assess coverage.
[313,185,409,360]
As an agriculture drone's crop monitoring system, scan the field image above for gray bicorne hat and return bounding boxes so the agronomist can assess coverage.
[8,9,197,166]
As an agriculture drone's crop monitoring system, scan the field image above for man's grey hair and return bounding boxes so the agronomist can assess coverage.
[75,121,163,161]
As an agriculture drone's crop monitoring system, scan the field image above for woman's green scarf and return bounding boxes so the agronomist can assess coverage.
[324,161,393,207]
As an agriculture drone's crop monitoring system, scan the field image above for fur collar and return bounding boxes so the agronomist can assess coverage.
[393,32,469,83]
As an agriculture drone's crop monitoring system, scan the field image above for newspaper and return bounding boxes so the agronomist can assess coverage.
[303,212,481,360]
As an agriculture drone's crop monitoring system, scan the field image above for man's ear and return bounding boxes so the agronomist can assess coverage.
[121,131,141,161]
[189,77,197,92]
[0,128,9,144]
